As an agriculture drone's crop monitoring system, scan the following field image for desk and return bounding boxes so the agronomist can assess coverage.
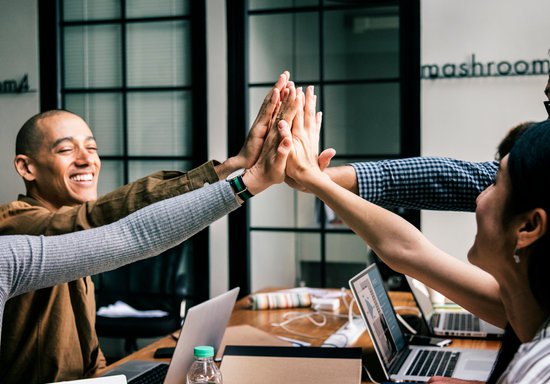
[98,290,501,383]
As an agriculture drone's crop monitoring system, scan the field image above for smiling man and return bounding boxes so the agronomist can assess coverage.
[14,111,101,210]
[0,70,293,384]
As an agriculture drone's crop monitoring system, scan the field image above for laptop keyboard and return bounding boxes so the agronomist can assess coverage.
[445,313,481,332]
[405,349,460,377]
[129,364,169,384]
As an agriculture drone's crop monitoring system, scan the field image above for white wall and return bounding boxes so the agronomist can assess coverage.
[421,0,549,262]
[0,0,39,204]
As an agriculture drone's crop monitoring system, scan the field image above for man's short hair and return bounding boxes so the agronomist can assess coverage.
[15,110,71,156]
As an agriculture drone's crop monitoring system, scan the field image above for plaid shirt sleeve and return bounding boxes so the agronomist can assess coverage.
[351,157,498,212]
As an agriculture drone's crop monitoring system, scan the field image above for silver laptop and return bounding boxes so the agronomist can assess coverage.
[406,276,504,338]
[101,287,240,384]
[349,265,497,382]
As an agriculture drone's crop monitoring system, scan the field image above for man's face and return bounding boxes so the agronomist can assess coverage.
[28,112,101,209]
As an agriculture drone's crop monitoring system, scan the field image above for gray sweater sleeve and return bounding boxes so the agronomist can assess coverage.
[0,181,240,336]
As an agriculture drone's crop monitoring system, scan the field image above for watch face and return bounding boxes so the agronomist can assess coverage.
[226,168,246,180]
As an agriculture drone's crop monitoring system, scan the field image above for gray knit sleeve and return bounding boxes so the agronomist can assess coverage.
[2,181,240,300]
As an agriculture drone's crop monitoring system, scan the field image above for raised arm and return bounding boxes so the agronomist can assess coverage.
[285,86,506,328]
[1,81,298,316]
[324,158,497,212]
[2,182,238,302]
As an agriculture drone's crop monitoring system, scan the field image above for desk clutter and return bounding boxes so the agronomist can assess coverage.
[248,287,345,310]
[91,286,501,384]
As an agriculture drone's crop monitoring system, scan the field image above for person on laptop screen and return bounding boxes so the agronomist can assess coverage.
[285,105,550,383]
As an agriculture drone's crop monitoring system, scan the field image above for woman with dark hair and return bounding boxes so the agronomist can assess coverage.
[285,89,550,383]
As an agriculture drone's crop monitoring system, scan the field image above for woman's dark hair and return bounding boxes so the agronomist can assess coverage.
[495,122,535,160]
[507,119,550,310]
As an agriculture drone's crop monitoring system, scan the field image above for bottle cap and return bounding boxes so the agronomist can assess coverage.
[193,345,215,358]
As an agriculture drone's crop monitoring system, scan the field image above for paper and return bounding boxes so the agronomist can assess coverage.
[52,375,127,383]
[96,300,168,318]
[216,325,292,359]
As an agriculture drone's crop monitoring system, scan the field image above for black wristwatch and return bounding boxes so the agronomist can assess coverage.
[226,168,254,202]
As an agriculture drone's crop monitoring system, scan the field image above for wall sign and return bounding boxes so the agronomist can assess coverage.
[422,54,550,79]
[0,74,31,93]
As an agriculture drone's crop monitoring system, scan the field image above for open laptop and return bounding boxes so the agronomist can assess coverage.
[349,265,497,382]
[101,287,240,384]
[406,275,504,338]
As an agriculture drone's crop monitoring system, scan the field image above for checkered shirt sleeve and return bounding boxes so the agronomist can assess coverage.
[351,157,498,212]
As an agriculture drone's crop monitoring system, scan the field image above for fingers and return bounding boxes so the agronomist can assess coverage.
[269,121,293,183]
[291,88,305,135]
[251,71,289,130]
[304,86,317,131]
[276,82,298,124]
[316,111,322,133]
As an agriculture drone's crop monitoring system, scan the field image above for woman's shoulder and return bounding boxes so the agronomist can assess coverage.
[500,318,550,383]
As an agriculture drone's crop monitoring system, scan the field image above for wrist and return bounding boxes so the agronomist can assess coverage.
[216,156,244,180]
[241,166,271,196]
[325,165,358,194]
[295,168,330,190]
[226,168,254,203]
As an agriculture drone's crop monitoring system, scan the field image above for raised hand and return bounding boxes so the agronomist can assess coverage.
[286,86,335,187]
[241,83,302,196]
[216,71,290,179]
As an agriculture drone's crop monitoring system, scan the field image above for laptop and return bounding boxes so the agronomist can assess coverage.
[406,275,504,338]
[349,265,497,382]
[101,287,240,384]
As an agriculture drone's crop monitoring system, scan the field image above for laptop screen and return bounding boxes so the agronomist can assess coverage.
[349,264,406,370]
[405,275,437,325]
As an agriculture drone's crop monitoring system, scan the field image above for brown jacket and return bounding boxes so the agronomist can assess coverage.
[0,162,219,383]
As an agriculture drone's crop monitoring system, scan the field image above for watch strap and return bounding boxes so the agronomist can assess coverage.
[227,173,254,201]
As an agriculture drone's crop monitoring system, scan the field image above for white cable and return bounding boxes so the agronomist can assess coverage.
[271,311,328,339]
[348,297,357,328]
[363,364,380,384]
[396,312,417,335]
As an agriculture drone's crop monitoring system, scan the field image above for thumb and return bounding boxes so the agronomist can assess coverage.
[270,137,292,183]
[318,148,336,171]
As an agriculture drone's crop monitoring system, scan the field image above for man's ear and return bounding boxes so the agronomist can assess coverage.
[516,208,548,249]
[14,155,36,182]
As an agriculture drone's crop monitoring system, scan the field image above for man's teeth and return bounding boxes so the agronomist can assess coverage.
[71,174,93,182]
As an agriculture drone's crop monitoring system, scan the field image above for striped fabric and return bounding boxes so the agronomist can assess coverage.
[249,292,311,310]
[497,317,550,383]
[351,157,498,212]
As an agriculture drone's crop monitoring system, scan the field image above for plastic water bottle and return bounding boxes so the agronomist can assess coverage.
[186,346,223,384]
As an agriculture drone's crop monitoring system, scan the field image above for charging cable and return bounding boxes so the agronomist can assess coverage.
[363,364,380,384]
[394,305,421,335]
[271,311,327,339]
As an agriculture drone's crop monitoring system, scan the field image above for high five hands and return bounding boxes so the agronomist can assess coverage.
[284,84,336,189]
[229,71,335,200]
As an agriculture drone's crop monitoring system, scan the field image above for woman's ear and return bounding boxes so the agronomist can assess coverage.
[14,155,36,182]
[516,208,548,249]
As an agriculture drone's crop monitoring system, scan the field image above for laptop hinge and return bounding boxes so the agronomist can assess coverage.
[389,348,412,374]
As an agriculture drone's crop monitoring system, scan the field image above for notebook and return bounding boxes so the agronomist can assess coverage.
[53,376,127,384]
[101,287,240,384]
[220,345,362,384]
[349,265,497,382]
[406,276,504,338]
